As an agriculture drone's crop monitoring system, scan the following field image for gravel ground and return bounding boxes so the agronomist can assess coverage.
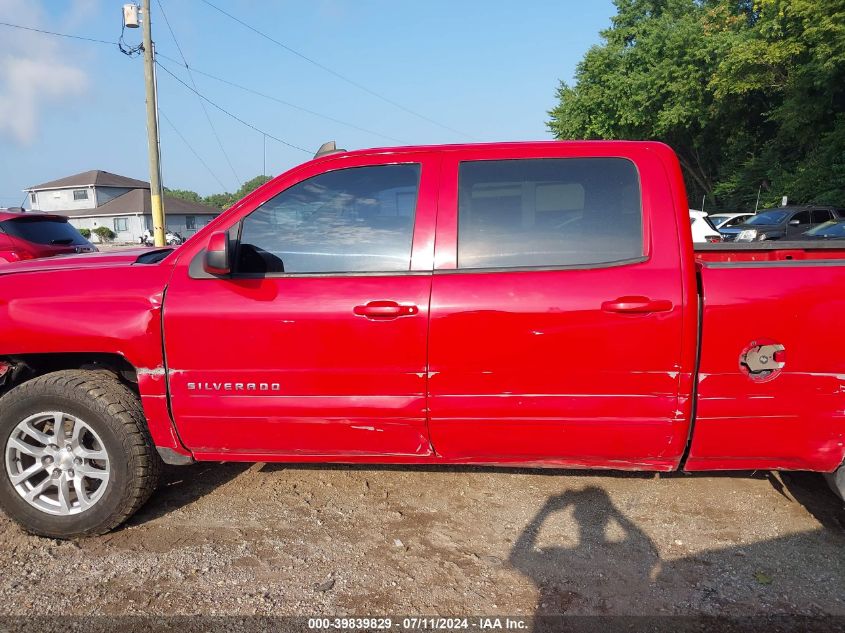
[0,464,843,617]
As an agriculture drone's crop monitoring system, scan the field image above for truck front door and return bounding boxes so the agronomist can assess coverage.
[163,153,439,458]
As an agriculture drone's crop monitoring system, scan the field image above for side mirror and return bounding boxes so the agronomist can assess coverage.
[203,231,230,275]
[789,219,801,226]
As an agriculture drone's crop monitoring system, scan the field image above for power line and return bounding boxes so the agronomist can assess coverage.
[1,14,474,143]
[160,111,228,191]
[197,0,476,140]
[118,19,143,57]
[1,19,309,160]
[0,17,460,146]
[156,61,311,154]
[1,18,409,146]
[156,53,407,145]
[155,0,241,188]
[0,20,116,46]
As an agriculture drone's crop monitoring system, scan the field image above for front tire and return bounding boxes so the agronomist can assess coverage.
[0,370,161,538]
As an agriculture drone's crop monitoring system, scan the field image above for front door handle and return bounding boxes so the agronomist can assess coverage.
[353,300,419,320]
[601,296,673,314]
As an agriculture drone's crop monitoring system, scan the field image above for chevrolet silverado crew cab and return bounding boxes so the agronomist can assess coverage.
[1,141,844,538]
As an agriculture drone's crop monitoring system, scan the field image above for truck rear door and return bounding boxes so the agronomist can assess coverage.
[162,152,439,458]
[427,143,694,468]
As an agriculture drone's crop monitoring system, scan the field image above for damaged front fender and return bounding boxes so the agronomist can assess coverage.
[0,261,191,460]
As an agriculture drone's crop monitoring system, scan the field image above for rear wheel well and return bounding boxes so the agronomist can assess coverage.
[0,353,139,399]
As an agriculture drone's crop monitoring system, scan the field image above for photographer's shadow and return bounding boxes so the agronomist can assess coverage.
[509,479,845,628]
[509,486,661,621]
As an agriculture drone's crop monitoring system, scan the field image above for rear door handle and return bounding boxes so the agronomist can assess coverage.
[601,296,673,314]
[353,300,419,320]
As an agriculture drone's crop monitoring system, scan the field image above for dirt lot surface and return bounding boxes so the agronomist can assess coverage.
[0,464,843,617]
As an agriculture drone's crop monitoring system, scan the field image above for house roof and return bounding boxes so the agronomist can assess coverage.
[26,170,151,191]
[54,189,219,218]
[0,210,70,222]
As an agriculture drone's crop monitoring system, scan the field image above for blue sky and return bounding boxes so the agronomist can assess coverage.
[0,0,616,203]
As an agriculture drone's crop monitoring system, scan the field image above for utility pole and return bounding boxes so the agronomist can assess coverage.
[141,0,166,247]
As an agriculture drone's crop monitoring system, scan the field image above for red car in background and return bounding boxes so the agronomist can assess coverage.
[0,210,96,263]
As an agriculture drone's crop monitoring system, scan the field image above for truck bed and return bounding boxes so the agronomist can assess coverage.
[694,240,845,263]
[687,241,845,472]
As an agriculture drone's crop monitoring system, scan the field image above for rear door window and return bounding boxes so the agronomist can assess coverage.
[0,217,89,245]
[812,209,833,223]
[457,158,642,269]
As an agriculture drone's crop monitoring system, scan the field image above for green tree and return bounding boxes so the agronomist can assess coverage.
[710,0,845,207]
[234,175,272,199]
[202,192,235,210]
[164,187,203,204]
[548,0,845,211]
[200,175,273,210]
[162,175,275,211]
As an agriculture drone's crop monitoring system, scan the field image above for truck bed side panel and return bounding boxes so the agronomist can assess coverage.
[686,261,845,471]
[695,241,845,264]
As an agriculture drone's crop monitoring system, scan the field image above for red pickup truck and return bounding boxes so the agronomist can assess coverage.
[1,141,843,538]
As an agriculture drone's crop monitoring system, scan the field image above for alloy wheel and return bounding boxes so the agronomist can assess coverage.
[5,412,110,515]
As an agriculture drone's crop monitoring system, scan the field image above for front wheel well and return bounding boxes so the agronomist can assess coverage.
[0,353,139,399]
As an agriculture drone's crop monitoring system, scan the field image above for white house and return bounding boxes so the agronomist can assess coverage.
[24,170,219,243]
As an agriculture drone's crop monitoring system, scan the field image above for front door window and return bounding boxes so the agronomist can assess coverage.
[238,164,420,275]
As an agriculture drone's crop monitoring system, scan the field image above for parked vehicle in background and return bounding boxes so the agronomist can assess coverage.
[802,219,845,240]
[140,229,184,246]
[0,211,96,263]
[725,205,844,242]
[2,140,845,539]
[689,209,721,243]
[708,212,755,229]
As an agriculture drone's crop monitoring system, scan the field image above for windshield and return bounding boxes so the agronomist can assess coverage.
[0,217,90,246]
[805,221,845,237]
[709,215,731,227]
[747,210,789,225]
[703,216,719,231]
[724,215,751,227]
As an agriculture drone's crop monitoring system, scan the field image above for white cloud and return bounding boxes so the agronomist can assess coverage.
[0,0,92,145]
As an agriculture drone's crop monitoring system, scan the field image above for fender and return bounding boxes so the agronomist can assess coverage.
[0,251,191,458]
